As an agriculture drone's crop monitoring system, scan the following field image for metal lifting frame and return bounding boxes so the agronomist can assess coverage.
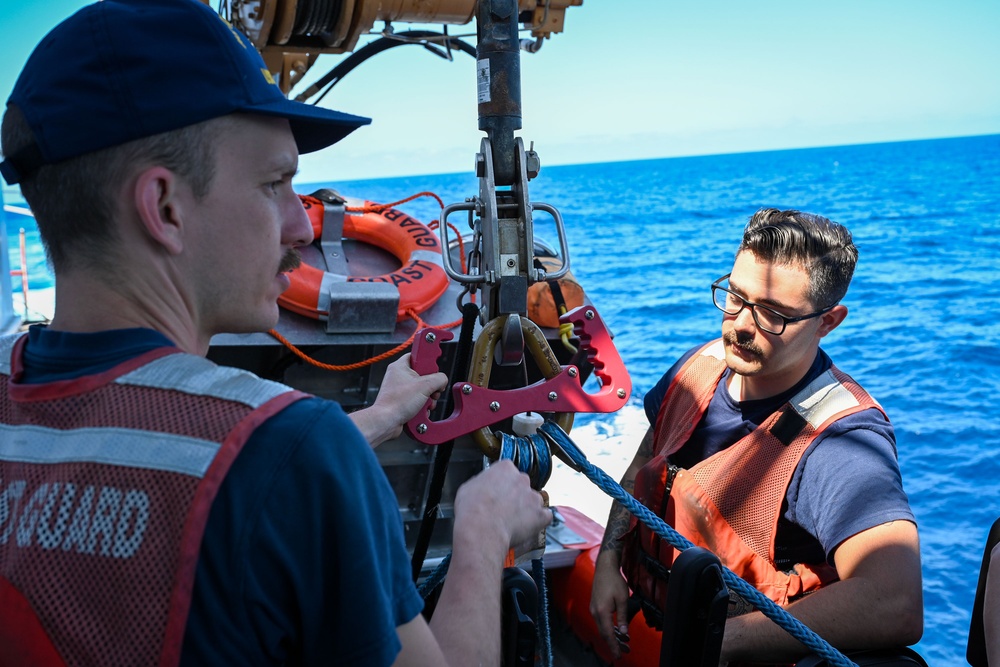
[438,0,571,366]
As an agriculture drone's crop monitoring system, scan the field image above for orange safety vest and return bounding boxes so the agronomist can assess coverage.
[0,334,306,667]
[622,339,884,621]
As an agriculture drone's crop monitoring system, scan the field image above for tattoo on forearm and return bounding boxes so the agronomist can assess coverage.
[637,429,654,459]
[599,427,655,556]
[601,429,653,554]
[601,479,635,554]
[601,501,632,554]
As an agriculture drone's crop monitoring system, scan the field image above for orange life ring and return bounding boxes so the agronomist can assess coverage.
[279,194,450,322]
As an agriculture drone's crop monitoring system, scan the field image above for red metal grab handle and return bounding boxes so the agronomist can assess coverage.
[406,306,631,446]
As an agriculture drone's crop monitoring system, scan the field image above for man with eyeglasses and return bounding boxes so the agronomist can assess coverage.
[590,209,922,664]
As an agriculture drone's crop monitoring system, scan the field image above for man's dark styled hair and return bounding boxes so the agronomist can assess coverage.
[738,208,859,309]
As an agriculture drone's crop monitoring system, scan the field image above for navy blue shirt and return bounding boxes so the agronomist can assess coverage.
[643,344,914,566]
[19,325,423,666]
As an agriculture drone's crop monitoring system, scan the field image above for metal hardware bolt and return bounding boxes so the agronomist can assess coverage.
[548,392,558,401]
[490,401,501,412]
[617,389,627,399]
[488,0,513,19]
[424,332,436,343]
[585,309,595,320]
[417,423,428,434]
[525,149,541,180]
[462,384,473,395]
[568,368,578,378]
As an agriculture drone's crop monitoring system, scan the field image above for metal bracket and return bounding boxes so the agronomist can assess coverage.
[312,188,350,275]
[324,281,399,334]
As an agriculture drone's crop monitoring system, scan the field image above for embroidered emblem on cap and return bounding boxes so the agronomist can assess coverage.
[217,13,249,49]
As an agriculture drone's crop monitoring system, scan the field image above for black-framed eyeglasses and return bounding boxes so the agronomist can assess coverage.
[711,274,835,335]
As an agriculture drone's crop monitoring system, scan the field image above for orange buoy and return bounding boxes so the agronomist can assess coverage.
[280,194,449,322]
[528,255,586,328]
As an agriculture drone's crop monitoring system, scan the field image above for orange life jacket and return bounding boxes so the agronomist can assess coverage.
[622,339,884,621]
[0,334,306,666]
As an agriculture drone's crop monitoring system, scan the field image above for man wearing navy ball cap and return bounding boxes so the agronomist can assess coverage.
[0,1,552,665]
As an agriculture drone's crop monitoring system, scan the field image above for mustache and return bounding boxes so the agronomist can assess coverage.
[723,330,764,357]
[278,248,302,273]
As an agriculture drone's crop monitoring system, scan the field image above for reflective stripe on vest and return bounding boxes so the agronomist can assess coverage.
[623,340,884,617]
[0,333,307,667]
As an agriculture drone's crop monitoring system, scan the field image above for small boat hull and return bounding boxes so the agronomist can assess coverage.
[547,505,663,666]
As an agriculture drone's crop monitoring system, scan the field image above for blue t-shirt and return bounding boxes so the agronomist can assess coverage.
[643,344,914,566]
[18,325,423,666]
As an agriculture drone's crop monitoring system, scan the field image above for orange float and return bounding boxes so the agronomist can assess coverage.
[280,194,450,322]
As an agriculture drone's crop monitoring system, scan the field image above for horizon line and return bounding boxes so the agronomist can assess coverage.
[298,131,1000,186]
[2,131,997,201]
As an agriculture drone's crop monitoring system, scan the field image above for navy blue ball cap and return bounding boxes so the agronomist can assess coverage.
[0,0,371,185]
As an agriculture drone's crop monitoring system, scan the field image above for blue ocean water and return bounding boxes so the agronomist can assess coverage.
[4,133,999,665]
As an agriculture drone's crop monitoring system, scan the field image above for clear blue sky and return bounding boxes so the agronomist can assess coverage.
[2,1,999,183]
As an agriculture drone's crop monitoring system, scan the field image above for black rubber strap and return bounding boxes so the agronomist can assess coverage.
[533,257,568,315]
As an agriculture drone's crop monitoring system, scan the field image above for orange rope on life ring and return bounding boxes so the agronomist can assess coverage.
[280,194,450,322]
[268,307,428,372]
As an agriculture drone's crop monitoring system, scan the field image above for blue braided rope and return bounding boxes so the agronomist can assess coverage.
[501,431,553,490]
[532,557,553,667]
[517,436,534,474]
[499,432,556,665]
[418,553,451,599]
[539,421,858,667]
[500,431,515,463]
[531,433,553,488]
